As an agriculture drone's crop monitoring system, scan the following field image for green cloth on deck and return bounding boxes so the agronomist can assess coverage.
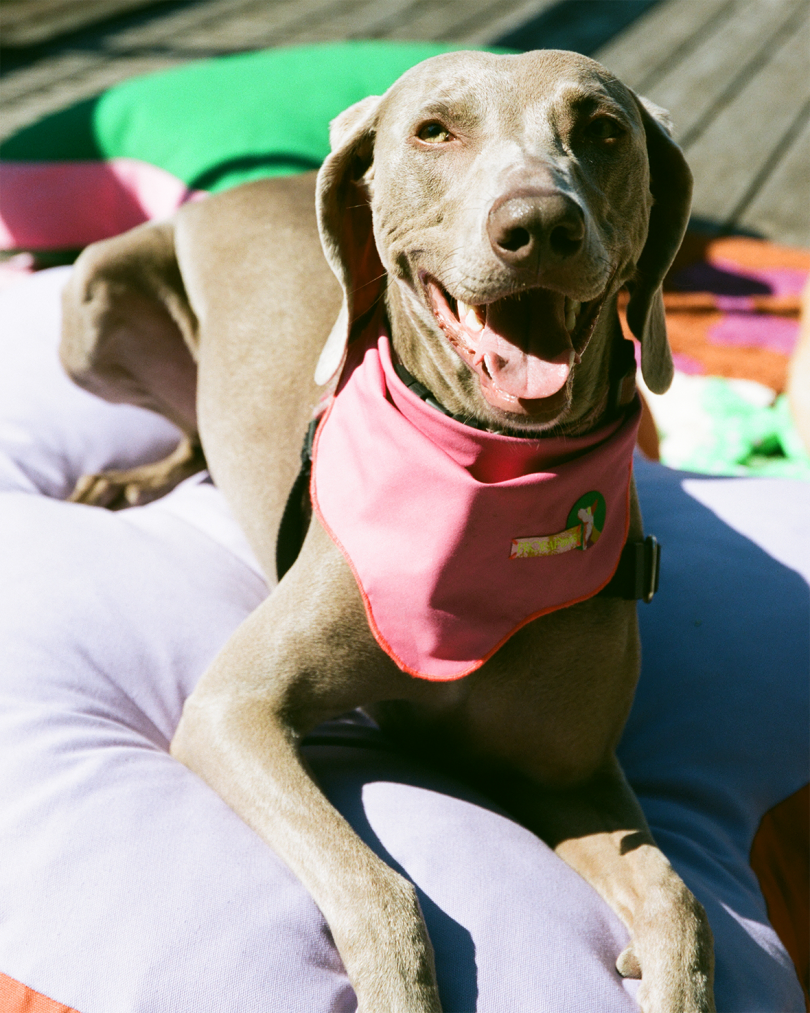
[655,376,810,480]
[0,42,507,193]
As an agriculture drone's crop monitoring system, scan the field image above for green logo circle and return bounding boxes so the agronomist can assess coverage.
[567,491,606,549]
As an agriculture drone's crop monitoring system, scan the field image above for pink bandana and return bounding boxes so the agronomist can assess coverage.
[311,327,641,681]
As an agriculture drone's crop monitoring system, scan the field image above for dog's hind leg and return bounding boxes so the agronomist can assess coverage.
[60,219,202,506]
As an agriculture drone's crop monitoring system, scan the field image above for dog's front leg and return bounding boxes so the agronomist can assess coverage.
[504,756,715,1013]
[170,530,442,1013]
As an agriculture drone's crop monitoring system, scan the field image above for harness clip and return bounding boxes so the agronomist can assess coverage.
[635,534,661,603]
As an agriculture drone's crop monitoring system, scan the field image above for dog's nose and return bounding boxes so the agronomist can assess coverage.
[487,190,585,269]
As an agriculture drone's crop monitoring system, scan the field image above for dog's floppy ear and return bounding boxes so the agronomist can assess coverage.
[315,94,385,386]
[626,96,693,394]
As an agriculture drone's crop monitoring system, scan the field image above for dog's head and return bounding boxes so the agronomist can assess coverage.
[316,50,692,434]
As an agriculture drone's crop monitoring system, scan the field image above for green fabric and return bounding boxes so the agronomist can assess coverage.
[657,377,810,479]
[0,96,103,162]
[1,41,508,192]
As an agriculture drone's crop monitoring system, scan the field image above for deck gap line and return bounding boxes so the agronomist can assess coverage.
[0,52,145,109]
[632,0,739,96]
[349,0,432,41]
[460,0,559,47]
[677,0,809,152]
[1,0,375,107]
[263,0,386,46]
[0,0,191,74]
[114,0,298,44]
[724,97,810,235]
[439,0,542,43]
[1,0,237,71]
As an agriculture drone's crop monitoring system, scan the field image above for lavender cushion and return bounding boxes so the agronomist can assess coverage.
[0,268,804,1012]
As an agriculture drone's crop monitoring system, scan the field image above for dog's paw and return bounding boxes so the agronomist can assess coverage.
[68,470,148,509]
[618,893,716,1013]
[68,439,206,510]
[616,941,642,979]
[68,467,188,509]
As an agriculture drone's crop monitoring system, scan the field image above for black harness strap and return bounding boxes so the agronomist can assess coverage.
[275,417,319,583]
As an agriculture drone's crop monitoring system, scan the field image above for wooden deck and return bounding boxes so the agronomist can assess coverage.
[1,0,808,246]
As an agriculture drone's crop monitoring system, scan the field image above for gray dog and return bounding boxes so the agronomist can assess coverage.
[61,50,714,1012]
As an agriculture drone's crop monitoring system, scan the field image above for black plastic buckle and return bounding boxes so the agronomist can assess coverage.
[633,535,660,603]
[598,534,661,602]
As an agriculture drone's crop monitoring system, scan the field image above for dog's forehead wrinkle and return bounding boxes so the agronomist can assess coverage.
[383,59,495,132]
[549,77,621,111]
[382,50,621,143]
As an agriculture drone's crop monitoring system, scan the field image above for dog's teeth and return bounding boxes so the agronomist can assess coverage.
[469,307,485,332]
[458,300,485,332]
[564,298,581,332]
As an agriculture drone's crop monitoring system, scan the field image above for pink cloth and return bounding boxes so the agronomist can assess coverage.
[312,327,641,680]
[0,159,204,250]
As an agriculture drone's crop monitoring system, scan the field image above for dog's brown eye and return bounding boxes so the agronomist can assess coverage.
[586,117,624,141]
[417,122,452,143]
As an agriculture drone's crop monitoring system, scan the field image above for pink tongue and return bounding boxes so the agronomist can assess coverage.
[467,290,572,400]
[476,331,572,398]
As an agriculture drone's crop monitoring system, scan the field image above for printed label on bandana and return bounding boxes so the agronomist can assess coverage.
[511,491,606,558]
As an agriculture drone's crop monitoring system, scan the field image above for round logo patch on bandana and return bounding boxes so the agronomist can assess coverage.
[510,490,607,558]
[566,491,606,549]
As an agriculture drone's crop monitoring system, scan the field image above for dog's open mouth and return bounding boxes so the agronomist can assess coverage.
[425,277,606,415]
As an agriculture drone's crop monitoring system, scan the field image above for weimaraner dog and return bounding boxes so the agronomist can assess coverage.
[61,50,714,1012]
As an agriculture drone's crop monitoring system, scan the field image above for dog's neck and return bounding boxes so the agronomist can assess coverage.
[384,283,635,439]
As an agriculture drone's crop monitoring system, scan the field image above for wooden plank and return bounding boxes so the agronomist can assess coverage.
[278,0,420,44]
[0,53,191,141]
[376,0,558,45]
[464,0,561,47]
[736,106,810,247]
[105,0,283,49]
[0,0,159,48]
[684,11,810,227]
[274,0,386,46]
[1,52,107,105]
[106,0,364,52]
[490,0,662,56]
[594,0,734,91]
[659,0,806,148]
[381,0,533,44]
